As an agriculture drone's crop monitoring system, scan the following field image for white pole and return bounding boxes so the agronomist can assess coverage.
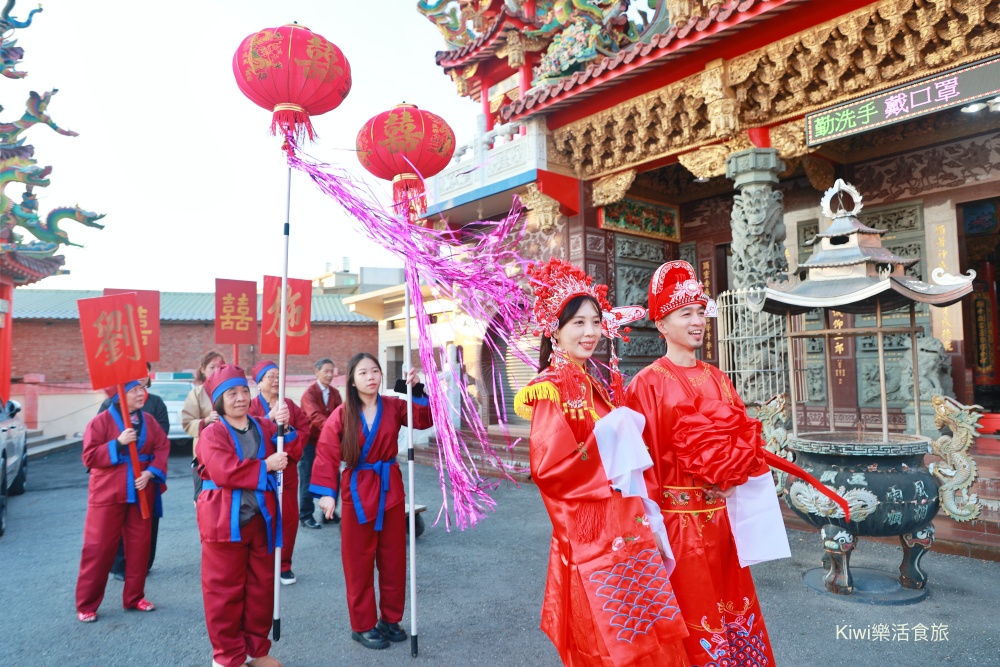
[404,273,419,657]
[273,165,291,641]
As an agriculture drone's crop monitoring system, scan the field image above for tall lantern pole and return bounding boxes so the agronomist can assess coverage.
[233,22,352,642]
[357,103,456,657]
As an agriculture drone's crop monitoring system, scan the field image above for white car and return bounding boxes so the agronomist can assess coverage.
[150,379,195,442]
[0,396,27,538]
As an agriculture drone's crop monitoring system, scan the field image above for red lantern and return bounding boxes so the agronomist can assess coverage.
[233,23,352,144]
[356,103,456,223]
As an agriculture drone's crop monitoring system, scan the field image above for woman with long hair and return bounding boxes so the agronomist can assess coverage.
[309,352,431,651]
[181,350,225,500]
[196,364,291,667]
[513,258,690,667]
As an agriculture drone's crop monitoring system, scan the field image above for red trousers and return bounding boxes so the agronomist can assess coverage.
[76,501,152,613]
[341,499,407,632]
[202,514,274,667]
[280,465,298,573]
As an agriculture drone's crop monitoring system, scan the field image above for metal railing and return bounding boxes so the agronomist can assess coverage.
[716,288,788,407]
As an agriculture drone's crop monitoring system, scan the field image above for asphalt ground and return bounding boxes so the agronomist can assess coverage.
[1,448,997,667]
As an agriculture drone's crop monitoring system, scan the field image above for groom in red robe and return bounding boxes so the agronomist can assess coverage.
[626,261,790,667]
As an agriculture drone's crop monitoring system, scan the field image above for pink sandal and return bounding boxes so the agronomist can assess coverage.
[126,599,156,612]
[77,611,98,623]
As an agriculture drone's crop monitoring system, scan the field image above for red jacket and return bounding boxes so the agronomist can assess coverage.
[310,395,431,528]
[82,406,169,513]
[300,382,342,444]
[246,394,308,463]
[196,416,286,550]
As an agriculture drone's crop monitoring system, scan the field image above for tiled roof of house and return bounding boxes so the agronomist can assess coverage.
[12,290,374,324]
[500,0,805,122]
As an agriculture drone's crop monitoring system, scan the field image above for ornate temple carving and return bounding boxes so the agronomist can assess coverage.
[701,63,738,139]
[678,146,728,180]
[591,169,636,206]
[729,0,1000,127]
[727,149,788,290]
[520,182,562,234]
[802,155,836,192]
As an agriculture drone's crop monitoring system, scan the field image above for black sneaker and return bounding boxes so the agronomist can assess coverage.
[300,516,321,529]
[280,570,296,585]
[376,620,407,642]
[351,627,389,650]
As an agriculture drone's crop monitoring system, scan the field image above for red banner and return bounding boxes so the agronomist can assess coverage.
[260,275,312,355]
[103,289,160,362]
[77,293,149,390]
[215,279,258,345]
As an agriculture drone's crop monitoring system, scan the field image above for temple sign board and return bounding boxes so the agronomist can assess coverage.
[806,56,1000,146]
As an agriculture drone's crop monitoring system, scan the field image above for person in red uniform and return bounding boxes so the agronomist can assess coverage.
[625,261,790,667]
[196,364,293,667]
[513,258,690,667]
[310,352,431,650]
[248,360,309,585]
[75,378,169,623]
[299,357,342,528]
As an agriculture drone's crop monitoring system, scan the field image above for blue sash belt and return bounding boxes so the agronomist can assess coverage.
[108,404,161,514]
[349,396,395,532]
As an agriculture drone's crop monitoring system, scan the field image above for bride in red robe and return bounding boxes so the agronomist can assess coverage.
[514,259,690,667]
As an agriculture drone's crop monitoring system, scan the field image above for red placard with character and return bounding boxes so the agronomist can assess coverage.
[260,275,311,355]
[215,279,258,345]
[102,289,160,362]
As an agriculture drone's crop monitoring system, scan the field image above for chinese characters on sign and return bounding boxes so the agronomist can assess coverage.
[77,293,149,390]
[806,56,1000,146]
[934,224,955,352]
[102,289,160,362]
[700,259,714,361]
[214,279,258,345]
[835,623,949,642]
[260,275,312,355]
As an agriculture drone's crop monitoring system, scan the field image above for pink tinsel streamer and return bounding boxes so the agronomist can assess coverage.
[285,140,535,529]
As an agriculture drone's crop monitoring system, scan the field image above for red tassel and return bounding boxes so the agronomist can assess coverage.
[392,175,426,224]
[271,108,315,145]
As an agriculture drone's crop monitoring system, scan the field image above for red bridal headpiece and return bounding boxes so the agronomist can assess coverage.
[527,258,614,339]
[648,260,717,321]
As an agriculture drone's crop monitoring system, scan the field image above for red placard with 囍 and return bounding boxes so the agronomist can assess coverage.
[103,289,160,362]
[215,279,258,345]
[260,275,312,355]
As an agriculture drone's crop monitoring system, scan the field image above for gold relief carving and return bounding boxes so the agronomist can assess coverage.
[678,145,729,179]
[701,64,738,139]
[802,155,836,192]
[520,183,562,233]
[591,169,637,206]
[665,0,700,28]
[729,0,1000,127]
[770,123,808,160]
[500,30,525,68]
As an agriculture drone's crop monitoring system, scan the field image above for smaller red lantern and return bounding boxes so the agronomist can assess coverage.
[356,103,456,223]
[233,23,352,144]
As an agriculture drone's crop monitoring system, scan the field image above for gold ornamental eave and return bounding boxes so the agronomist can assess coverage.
[550,0,1000,180]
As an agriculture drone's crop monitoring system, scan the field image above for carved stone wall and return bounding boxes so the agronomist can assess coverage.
[615,232,666,380]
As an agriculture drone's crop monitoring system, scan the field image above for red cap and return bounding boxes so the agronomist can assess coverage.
[648,261,709,321]
[204,364,249,404]
[251,360,279,385]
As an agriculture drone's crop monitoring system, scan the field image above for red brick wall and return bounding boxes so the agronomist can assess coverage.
[12,320,378,382]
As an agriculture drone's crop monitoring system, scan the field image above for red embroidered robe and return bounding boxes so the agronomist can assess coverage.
[516,363,689,667]
[626,358,776,667]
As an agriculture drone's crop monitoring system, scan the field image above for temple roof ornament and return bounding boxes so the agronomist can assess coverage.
[760,179,975,315]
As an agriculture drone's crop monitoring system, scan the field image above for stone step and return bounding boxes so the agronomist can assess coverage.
[27,436,82,459]
[26,432,66,448]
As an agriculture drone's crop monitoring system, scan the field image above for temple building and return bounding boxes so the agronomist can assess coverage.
[417,0,1000,557]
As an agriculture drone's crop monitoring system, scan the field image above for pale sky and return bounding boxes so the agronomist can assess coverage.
[10,0,480,292]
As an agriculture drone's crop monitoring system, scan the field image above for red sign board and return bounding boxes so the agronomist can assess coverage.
[77,293,149,390]
[215,279,258,345]
[103,289,160,362]
[260,275,312,355]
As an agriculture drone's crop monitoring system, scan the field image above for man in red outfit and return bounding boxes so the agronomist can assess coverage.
[626,261,790,667]
[76,378,169,623]
[298,357,342,528]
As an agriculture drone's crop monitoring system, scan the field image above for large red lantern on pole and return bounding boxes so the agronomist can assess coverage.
[356,103,456,223]
[233,23,352,144]
[232,22,352,644]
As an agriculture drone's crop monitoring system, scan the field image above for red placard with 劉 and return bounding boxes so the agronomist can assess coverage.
[215,279,258,345]
[78,293,150,390]
[260,275,312,355]
[103,289,160,362]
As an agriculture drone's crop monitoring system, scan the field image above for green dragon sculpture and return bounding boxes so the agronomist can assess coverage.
[3,201,105,254]
[929,395,983,522]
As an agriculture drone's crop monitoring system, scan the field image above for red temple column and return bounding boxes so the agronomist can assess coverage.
[0,276,14,401]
